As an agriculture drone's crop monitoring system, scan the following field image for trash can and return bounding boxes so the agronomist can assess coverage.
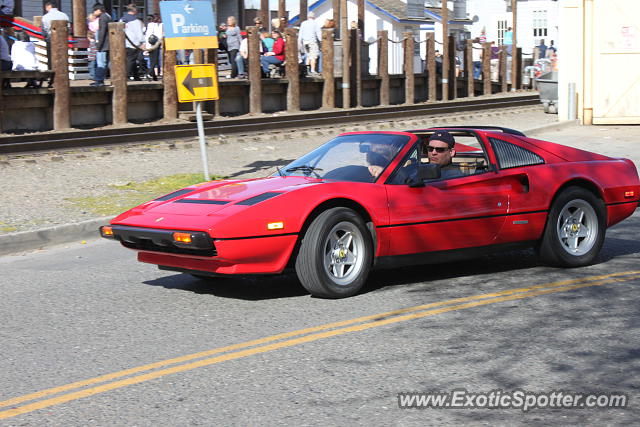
[536,71,558,114]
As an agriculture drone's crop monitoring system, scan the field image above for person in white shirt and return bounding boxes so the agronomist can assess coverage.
[120,3,145,80]
[236,36,248,78]
[144,14,163,80]
[42,1,69,38]
[298,11,322,75]
[11,30,41,87]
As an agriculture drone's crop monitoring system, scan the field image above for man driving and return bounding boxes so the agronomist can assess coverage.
[426,130,462,179]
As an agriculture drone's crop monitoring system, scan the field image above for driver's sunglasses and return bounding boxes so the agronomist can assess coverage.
[426,146,449,153]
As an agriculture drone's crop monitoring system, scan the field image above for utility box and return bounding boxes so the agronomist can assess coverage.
[559,0,640,124]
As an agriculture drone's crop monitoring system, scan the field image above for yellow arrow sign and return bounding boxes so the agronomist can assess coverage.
[175,64,219,103]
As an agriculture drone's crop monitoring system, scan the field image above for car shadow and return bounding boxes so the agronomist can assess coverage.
[142,227,640,301]
[225,158,294,178]
[143,271,307,301]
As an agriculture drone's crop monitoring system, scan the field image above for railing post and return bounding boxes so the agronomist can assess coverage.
[447,34,456,100]
[482,42,491,95]
[285,28,300,112]
[206,48,220,116]
[51,20,70,130]
[427,33,436,102]
[163,47,177,119]
[248,26,262,114]
[72,0,87,38]
[499,46,508,93]
[109,22,127,125]
[516,47,523,89]
[378,30,389,106]
[353,28,362,107]
[441,0,449,101]
[403,32,414,105]
[278,0,287,30]
[465,39,473,97]
[322,29,335,109]
[340,0,350,108]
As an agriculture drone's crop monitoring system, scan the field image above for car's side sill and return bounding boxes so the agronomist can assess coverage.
[373,241,537,269]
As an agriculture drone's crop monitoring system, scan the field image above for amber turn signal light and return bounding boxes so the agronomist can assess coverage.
[267,221,284,230]
[100,226,114,238]
[173,232,193,244]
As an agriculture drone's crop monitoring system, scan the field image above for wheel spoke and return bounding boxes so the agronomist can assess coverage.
[577,225,590,238]
[344,251,357,265]
[568,236,579,250]
[576,209,585,224]
[559,229,569,239]
[338,231,352,248]
[337,263,346,278]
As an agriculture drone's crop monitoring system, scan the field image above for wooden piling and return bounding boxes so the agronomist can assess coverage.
[378,30,389,106]
[248,26,262,114]
[109,22,127,125]
[427,33,436,102]
[72,0,87,38]
[285,28,300,112]
[447,34,456,100]
[516,47,523,89]
[333,0,340,38]
[482,42,491,95]
[322,29,335,109]
[499,46,508,93]
[441,0,449,101]
[353,28,361,107]
[340,0,350,108]
[465,39,473,97]
[278,0,287,30]
[299,0,308,23]
[206,48,220,116]
[403,32,414,105]
[511,0,517,91]
[51,20,70,129]
[260,0,269,28]
[163,45,178,119]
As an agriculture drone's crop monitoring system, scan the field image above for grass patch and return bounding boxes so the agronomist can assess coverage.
[0,225,18,233]
[67,173,224,217]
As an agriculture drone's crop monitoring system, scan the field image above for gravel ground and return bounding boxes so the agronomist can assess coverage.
[0,106,569,234]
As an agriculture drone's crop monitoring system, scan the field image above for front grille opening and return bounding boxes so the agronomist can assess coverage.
[121,237,217,257]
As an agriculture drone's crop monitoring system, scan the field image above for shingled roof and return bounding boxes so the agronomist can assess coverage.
[289,0,435,24]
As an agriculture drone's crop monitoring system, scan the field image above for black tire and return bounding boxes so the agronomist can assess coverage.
[295,207,373,298]
[539,186,606,267]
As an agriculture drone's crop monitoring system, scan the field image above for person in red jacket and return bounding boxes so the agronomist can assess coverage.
[260,29,285,76]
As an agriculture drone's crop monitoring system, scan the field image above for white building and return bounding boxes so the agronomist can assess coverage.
[288,0,435,74]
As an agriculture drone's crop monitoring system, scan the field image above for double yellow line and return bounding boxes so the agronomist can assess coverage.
[1,270,639,419]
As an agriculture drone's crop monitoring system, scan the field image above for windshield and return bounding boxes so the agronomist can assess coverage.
[278,134,409,183]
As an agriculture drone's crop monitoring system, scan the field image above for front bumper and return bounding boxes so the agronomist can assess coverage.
[101,225,216,257]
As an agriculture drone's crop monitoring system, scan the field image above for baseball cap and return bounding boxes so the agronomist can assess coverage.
[428,130,455,148]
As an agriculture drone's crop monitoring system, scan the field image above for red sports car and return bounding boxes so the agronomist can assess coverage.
[101,127,640,298]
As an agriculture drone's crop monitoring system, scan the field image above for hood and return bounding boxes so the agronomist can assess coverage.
[115,176,322,220]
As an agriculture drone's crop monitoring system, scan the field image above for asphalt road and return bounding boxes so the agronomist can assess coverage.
[1,207,639,425]
[2,124,640,425]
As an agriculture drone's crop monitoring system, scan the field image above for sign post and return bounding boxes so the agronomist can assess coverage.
[160,1,218,181]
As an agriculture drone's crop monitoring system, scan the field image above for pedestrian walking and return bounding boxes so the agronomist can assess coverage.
[299,11,321,75]
[92,3,111,87]
[120,3,145,80]
[145,13,162,80]
[225,16,242,78]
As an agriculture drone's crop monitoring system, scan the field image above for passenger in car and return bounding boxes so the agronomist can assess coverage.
[425,130,463,179]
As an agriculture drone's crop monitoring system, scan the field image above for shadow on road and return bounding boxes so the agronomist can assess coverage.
[142,213,640,301]
[225,158,294,178]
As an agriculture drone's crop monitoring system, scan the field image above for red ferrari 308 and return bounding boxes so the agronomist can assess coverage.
[101,127,640,298]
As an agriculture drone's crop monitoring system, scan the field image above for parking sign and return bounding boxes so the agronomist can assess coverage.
[159,1,218,50]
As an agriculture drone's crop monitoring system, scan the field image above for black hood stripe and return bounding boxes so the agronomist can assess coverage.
[155,189,194,201]
[236,192,283,206]
[174,199,230,205]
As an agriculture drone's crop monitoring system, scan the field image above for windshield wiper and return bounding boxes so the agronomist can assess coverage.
[285,165,323,176]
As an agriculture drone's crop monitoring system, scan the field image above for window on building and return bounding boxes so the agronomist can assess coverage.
[497,20,508,45]
[533,10,548,37]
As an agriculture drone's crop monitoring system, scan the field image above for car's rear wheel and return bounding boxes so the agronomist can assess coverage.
[295,207,373,298]
[539,186,606,267]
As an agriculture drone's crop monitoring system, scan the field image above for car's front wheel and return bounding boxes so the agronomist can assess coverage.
[539,186,606,267]
[296,207,373,298]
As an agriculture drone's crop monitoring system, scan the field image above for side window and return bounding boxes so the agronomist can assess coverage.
[489,137,544,169]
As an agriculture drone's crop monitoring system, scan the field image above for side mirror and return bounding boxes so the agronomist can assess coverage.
[408,163,441,187]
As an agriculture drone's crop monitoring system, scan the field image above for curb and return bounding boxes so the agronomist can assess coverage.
[0,216,113,256]
[0,119,578,257]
